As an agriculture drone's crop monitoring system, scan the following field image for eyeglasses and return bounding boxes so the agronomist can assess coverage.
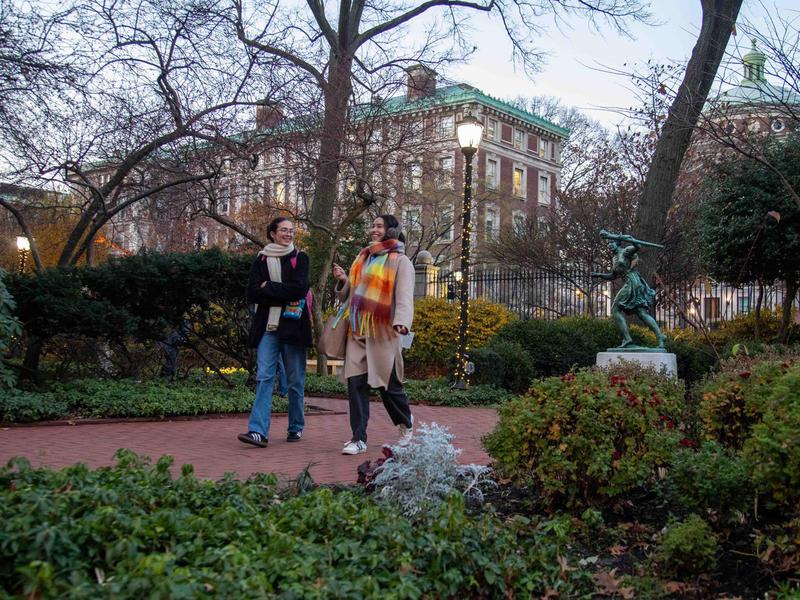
[277,228,295,235]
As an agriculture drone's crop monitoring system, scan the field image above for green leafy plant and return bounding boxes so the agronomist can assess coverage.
[0,267,22,388]
[743,366,800,509]
[471,339,536,393]
[652,514,718,579]
[483,367,684,509]
[659,440,751,520]
[0,375,288,423]
[0,452,594,598]
[697,358,796,449]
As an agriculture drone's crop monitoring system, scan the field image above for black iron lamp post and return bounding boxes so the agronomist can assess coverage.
[16,236,30,274]
[452,113,483,390]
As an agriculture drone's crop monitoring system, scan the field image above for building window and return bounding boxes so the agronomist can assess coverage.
[404,163,422,191]
[436,156,454,190]
[539,138,549,158]
[550,142,556,160]
[537,215,550,232]
[273,180,286,204]
[403,206,422,236]
[539,174,551,205]
[437,115,454,138]
[485,205,499,241]
[195,228,208,250]
[771,118,785,132]
[513,167,525,198]
[486,158,498,190]
[218,184,231,215]
[439,204,455,242]
[512,210,526,235]
[487,118,497,141]
[514,129,524,150]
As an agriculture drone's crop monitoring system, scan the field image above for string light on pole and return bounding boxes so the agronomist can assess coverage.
[16,236,30,274]
[452,112,483,390]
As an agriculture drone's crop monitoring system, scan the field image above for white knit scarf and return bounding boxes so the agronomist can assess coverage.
[257,242,295,330]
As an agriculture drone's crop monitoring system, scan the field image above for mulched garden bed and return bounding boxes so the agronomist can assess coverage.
[482,480,786,599]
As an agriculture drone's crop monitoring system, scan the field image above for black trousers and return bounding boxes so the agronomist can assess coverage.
[347,367,412,443]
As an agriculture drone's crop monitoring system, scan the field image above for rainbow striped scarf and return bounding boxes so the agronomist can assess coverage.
[346,238,404,338]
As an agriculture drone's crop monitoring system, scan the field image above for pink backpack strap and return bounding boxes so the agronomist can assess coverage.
[289,253,313,311]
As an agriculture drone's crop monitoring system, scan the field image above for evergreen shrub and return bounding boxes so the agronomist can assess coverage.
[0,267,22,388]
[483,367,684,509]
[743,366,800,509]
[696,358,797,449]
[652,514,718,578]
[471,340,536,394]
[659,441,751,520]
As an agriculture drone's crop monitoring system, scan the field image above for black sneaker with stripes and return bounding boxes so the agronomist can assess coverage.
[238,431,268,447]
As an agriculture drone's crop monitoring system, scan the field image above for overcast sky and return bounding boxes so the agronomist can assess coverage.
[445,0,796,128]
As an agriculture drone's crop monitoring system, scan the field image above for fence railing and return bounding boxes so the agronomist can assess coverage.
[426,268,796,330]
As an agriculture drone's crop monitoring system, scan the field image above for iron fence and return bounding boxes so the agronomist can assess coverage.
[427,268,797,330]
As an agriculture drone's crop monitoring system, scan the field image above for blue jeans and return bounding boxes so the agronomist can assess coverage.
[275,354,288,396]
[248,332,306,438]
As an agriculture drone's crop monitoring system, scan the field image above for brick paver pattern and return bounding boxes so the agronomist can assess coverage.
[0,397,497,485]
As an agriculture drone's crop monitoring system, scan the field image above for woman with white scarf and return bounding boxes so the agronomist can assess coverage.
[239,217,312,447]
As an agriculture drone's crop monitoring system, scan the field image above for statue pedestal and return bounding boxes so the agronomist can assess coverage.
[596,351,677,379]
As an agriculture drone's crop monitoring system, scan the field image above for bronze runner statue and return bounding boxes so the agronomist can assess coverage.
[592,230,667,351]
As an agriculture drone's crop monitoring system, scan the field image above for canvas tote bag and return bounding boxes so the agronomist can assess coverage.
[318,309,348,359]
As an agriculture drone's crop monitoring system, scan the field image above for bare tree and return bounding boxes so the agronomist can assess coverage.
[0,0,284,269]
[634,0,744,282]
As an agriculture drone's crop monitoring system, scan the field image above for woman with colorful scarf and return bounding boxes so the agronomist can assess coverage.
[238,217,312,448]
[332,214,415,455]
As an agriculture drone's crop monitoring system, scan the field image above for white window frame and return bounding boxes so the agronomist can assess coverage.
[438,204,455,242]
[437,115,454,138]
[403,205,423,236]
[486,157,498,190]
[539,138,549,159]
[513,166,526,199]
[512,210,526,235]
[487,118,498,141]
[485,204,499,241]
[405,162,422,192]
[513,129,524,150]
[273,180,286,204]
[436,155,454,190]
[538,173,551,206]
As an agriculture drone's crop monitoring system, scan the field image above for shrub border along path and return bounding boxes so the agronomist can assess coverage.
[0,397,496,484]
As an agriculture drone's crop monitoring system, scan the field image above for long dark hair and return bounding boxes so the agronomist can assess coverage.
[267,217,291,243]
[379,214,405,243]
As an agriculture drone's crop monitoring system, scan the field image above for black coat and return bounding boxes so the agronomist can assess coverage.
[246,250,313,348]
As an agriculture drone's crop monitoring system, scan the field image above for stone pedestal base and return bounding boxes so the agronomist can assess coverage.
[596,352,677,378]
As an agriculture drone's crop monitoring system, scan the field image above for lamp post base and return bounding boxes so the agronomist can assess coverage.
[451,378,468,391]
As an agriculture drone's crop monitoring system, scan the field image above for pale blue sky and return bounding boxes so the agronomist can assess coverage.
[446,0,796,128]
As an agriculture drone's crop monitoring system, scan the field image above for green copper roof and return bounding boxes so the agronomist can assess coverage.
[379,83,570,138]
[718,39,800,107]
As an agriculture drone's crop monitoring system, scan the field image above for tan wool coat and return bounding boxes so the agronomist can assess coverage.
[336,253,414,389]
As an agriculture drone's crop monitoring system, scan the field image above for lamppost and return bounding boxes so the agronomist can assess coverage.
[15,236,30,274]
[452,113,483,390]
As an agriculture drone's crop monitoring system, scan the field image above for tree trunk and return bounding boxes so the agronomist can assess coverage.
[778,278,798,343]
[20,336,44,383]
[635,0,743,284]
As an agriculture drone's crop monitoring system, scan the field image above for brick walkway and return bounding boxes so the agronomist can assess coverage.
[0,397,497,485]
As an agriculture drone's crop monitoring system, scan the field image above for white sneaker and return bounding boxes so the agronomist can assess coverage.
[397,414,414,447]
[342,440,367,455]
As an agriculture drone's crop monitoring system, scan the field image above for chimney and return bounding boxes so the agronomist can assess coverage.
[256,101,284,130]
[406,65,437,101]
